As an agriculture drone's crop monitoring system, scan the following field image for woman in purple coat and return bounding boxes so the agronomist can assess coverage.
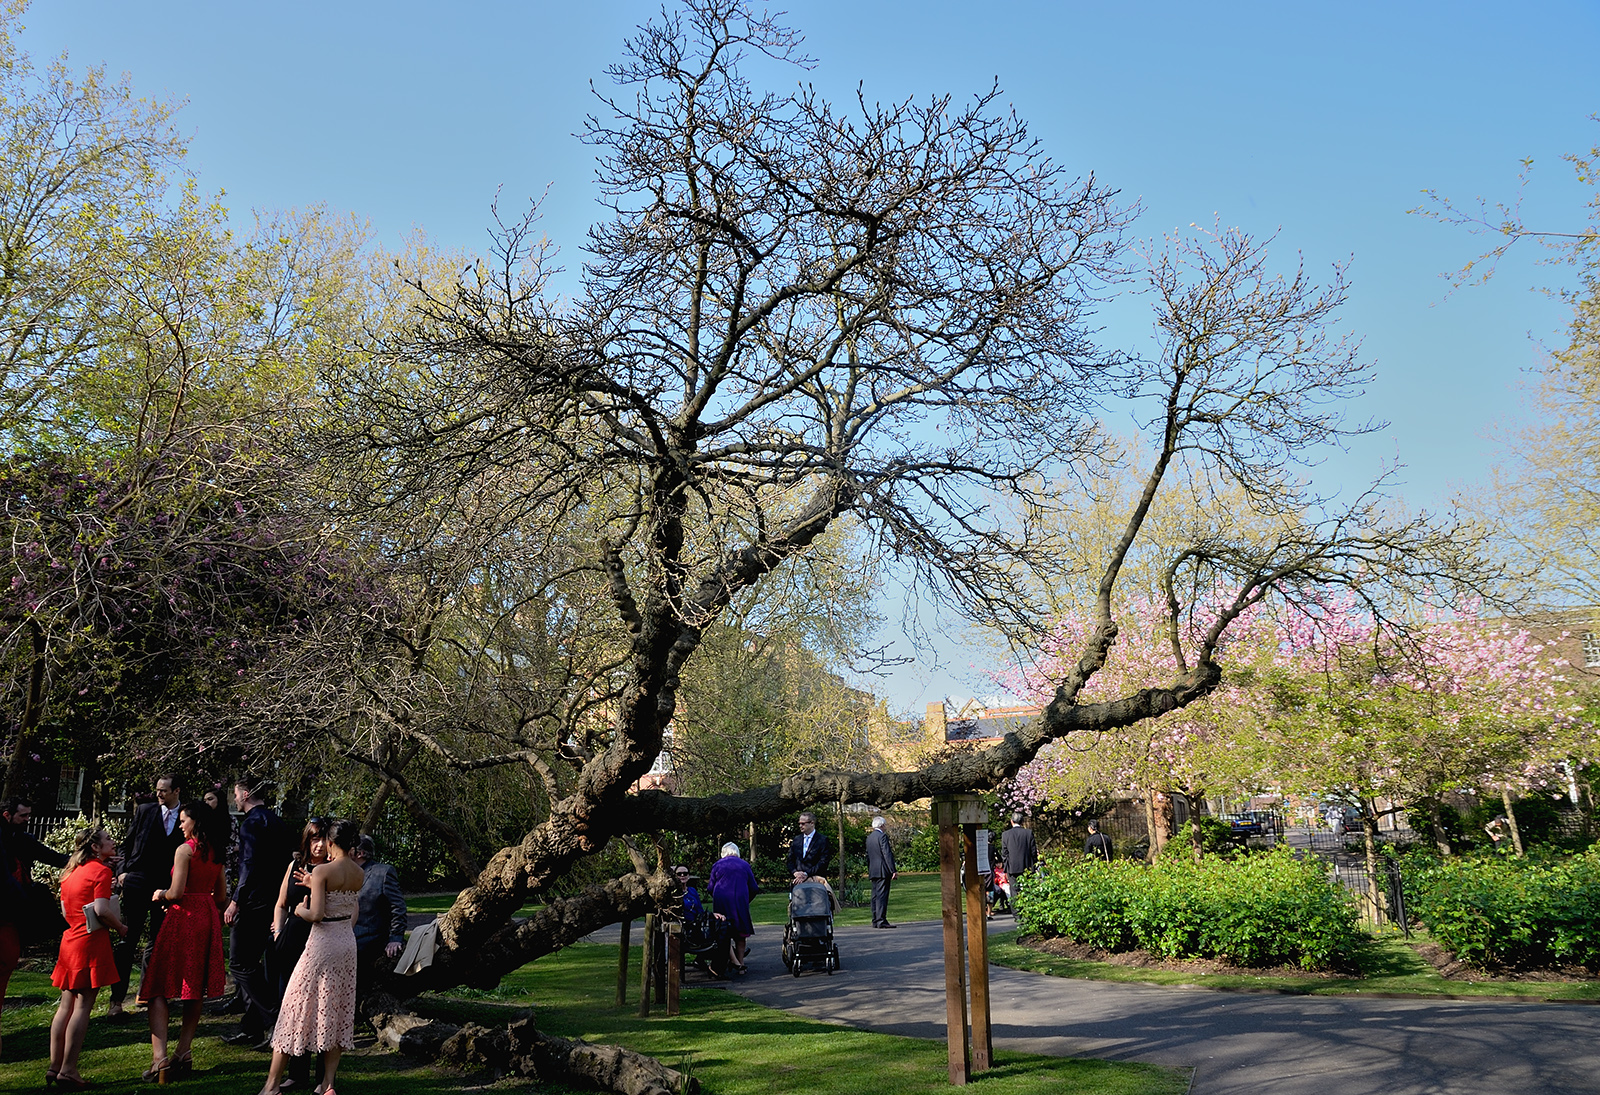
[708,843,759,974]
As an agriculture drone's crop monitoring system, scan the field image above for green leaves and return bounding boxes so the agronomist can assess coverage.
[1017,847,1361,970]
[1406,850,1600,969]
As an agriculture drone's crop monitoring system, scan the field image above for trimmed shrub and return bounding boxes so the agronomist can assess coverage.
[1016,847,1361,970]
[1404,850,1600,969]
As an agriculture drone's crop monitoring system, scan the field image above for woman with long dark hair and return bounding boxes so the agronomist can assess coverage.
[138,801,228,1082]
[47,826,128,1089]
[272,818,330,1089]
[257,818,363,1095]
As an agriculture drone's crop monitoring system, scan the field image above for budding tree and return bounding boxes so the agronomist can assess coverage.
[307,0,1487,1002]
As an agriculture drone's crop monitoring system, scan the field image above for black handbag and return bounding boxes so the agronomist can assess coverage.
[20,878,68,944]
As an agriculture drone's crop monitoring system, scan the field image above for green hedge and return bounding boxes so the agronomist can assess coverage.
[1404,850,1600,969]
[1015,848,1360,970]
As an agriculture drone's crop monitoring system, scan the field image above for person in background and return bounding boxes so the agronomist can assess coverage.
[708,843,759,974]
[1083,821,1114,862]
[1,797,69,1060]
[352,834,407,1000]
[138,801,229,1083]
[48,826,128,1090]
[110,774,184,1021]
[865,816,897,929]
[1000,812,1038,905]
[785,811,831,884]
[222,777,292,1049]
[272,818,330,1090]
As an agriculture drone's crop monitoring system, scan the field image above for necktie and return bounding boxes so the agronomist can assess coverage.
[163,807,173,835]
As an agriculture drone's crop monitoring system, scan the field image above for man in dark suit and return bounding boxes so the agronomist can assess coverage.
[221,776,291,1048]
[1000,811,1037,903]
[785,810,831,883]
[108,774,184,1018]
[865,815,897,928]
[352,834,408,999]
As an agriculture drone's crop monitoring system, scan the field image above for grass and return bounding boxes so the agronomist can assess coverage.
[988,929,1600,1001]
[2,941,1188,1095]
[0,967,467,1093]
[748,872,947,926]
[416,942,1189,1095]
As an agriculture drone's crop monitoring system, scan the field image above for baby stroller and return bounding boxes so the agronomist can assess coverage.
[781,880,840,977]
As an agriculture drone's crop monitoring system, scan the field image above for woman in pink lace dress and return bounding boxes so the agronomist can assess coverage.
[257,818,364,1095]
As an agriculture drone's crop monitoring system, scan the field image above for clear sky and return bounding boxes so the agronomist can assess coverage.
[21,1,1599,714]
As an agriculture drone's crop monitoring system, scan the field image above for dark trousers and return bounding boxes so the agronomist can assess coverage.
[230,902,277,1038]
[870,875,892,926]
[110,879,166,1005]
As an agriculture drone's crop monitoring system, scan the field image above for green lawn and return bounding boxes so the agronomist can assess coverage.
[988,929,1600,1001]
[749,872,947,926]
[0,967,467,1093]
[417,942,1189,1095]
[2,941,1187,1095]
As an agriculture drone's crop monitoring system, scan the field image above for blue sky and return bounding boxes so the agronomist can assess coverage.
[22,1,1599,713]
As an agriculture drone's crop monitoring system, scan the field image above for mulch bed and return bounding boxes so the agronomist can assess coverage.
[1015,933,1345,979]
[1410,940,1596,983]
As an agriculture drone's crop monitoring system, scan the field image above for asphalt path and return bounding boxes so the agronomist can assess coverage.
[706,915,1600,1095]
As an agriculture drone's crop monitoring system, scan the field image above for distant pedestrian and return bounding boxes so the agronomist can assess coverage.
[1327,807,1345,841]
[866,817,898,928]
[1083,822,1114,862]
[353,834,408,999]
[708,843,759,973]
[1001,812,1037,904]
[786,811,831,883]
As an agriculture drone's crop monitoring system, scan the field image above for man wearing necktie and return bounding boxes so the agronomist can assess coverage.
[785,811,831,884]
[110,775,185,1018]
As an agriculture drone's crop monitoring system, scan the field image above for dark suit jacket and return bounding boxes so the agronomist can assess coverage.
[354,861,408,953]
[866,828,896,879]
[233,804,292,908]
[121,801,185,882]
[785,829,831,878]
[1001,824,1037,877]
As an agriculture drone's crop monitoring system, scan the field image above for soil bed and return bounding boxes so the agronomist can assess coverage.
[1018,933,1345,979]
[1410,941,1597,984]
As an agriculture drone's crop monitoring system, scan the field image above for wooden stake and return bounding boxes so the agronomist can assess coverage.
[938,805,969,1085]
[637,913,655,1018]
[666,922,682,1016]
[962,823,993,1071]
[616,918,631,1007]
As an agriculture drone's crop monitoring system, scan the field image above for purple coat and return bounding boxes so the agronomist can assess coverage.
[708,855,760,939]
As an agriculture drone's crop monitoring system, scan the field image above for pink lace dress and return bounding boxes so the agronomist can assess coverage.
[272,889,359,1054]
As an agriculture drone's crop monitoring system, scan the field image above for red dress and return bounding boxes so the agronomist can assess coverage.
[138,840,225,1002]
[51,860,119,991]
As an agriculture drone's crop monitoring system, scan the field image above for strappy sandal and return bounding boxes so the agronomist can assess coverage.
[170,1052,193,1079]
[139,1057,170,1084]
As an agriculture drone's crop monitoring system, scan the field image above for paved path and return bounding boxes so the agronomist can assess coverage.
[710,917,1600,1095]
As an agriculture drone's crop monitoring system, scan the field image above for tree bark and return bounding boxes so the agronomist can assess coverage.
[1361,803,1386,923]
[1501,787,1525,858]
[2,621,48,801]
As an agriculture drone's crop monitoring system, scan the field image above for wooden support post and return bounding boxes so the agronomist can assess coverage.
[637,913,655,1018]
[936,799,969,1086]
[616,918,632,1007]
[962,822,993,1071]
[666,922,682,1016]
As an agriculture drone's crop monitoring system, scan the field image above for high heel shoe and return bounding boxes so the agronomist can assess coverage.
[55,1077,93,1092]
[44,1068,59,1087]
[139,1057,170,1084]
[170,1053,193,1079]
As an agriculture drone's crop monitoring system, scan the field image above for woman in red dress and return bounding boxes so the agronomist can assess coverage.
[137,801,228,1082]
[47,827,127,1090]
